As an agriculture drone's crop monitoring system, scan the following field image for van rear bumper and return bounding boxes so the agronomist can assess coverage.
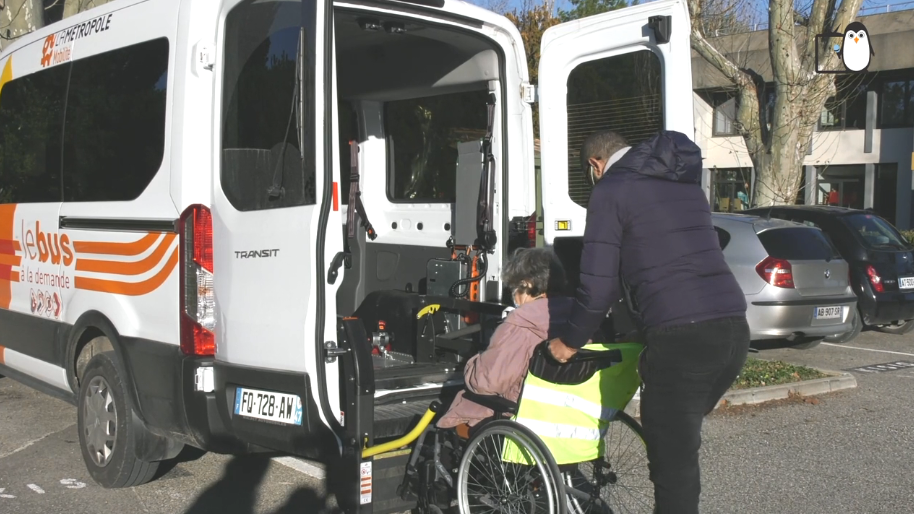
[121,338,335,458]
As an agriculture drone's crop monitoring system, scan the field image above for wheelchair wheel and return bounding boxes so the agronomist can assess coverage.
[457,420,566,514]
[563,412,653,514]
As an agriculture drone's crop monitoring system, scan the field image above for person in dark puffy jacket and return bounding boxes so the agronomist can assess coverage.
[547,130,750,514]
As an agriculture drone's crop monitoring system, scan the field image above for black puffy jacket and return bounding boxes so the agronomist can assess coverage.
[563,130,747,349]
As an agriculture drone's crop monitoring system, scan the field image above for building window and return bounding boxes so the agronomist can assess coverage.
[880,79,914,128]
[818,82,867,131]
[385,90,490,203]
[712,93,737,136]
[711,168,751,212]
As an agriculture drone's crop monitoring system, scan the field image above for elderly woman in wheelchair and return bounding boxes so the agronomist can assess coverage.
[393,249,651,514]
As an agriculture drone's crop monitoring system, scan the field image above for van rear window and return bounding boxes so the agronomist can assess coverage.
[757,227,841,261]
[842,213,910,250]
[221,0,316,212]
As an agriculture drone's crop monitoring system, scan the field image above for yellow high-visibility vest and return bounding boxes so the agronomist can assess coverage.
[502,342,643,466]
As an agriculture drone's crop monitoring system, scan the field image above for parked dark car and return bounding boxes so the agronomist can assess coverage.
[744,206,914,342]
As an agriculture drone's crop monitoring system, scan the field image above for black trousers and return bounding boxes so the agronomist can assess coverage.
[638,316,750,514]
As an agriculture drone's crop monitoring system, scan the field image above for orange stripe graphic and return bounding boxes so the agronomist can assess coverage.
[0,204,17,309]
[76,234,176,276]
[0,345,5,365]
[74,248,178,296]
[74,233,160,257]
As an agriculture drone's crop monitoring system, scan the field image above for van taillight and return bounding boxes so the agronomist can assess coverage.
[180,205,216,356]
[865,264,884,293]
[756,256,794,288]
[526,214,536,248]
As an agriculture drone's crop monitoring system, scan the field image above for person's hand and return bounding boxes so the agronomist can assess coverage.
[548,338,577,363]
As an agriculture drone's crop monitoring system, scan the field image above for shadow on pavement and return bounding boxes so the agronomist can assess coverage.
[182,453,341,514]
[184,455,274,514]
[154,444,209,479]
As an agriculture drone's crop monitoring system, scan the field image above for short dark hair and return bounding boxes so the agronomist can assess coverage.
[502,248,567,297]
[580,130,629,174]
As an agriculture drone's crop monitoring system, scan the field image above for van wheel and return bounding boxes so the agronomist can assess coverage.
[825,309,863,344]
[77,352,159,488]
[877,319,914,336]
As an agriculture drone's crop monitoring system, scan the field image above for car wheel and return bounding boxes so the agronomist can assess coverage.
[77,351,160,488]
[825,309,863,344]
[877,319,914,336]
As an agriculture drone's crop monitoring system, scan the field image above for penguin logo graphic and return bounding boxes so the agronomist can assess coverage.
[816,21,874,74]
[836,21,874,72]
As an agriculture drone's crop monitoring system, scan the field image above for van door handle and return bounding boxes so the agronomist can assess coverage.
[327,252,352,285]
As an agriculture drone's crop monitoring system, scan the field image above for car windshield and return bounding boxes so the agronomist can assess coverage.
[757,227,841,261]
[841,213,910,250]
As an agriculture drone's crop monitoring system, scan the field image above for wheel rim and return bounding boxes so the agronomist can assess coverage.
[458,426,559,514]
[84,376,117,467]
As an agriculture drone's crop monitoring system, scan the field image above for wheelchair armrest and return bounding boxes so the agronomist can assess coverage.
[462,391,518,415]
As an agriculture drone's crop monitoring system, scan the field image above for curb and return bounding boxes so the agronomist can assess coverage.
[623,369,857,419]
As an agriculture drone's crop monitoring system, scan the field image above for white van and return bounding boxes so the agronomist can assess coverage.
[0,0,693,510]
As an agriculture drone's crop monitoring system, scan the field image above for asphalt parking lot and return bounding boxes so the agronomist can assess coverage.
[2,329,913,514]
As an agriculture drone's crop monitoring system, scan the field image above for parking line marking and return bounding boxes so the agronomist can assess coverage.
[27,484,44,494]
[273,457,325,479]
[821,343,914,357]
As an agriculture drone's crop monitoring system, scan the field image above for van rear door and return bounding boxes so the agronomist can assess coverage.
[209,0,342,456]
[537,0,695,263]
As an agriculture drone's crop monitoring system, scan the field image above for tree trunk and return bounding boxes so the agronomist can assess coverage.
[63,0,113,19]
[1,0,44,52]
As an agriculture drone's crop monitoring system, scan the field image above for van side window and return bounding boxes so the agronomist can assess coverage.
[0,65,69,203]
[385,90,490,203]
[221,0,315,212]
[63,38,169,202]
[566,51,663,208]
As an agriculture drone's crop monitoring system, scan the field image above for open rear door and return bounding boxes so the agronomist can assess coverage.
[538,0,694,269]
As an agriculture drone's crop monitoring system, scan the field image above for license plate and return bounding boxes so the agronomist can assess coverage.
[234,387,303,425]
[814,306,842,320]
[899,277,914,290]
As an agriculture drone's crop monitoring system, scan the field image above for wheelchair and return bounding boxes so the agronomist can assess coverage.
[384,340,652,514]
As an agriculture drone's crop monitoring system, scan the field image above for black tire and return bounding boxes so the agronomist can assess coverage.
[825,308,863,344]
[77,351,160,488]
[877,319,914,336]
[457,419,566,514]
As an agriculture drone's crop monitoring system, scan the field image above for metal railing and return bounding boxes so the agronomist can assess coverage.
[708,1,914,36]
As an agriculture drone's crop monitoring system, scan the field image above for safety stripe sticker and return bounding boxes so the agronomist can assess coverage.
[513,417,606,441]
[521,384,616,421]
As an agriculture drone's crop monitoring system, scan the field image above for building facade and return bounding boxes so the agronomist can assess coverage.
[692,7,914,229]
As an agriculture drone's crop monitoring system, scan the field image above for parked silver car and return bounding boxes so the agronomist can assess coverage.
[712,213,858,349]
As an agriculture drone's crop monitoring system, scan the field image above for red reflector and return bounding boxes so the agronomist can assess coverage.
[756,256,794,288]
[181,317,215,356]
[332,182,340,212]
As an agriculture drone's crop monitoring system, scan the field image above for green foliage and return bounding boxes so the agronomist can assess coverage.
[558,0,627,22]
[731,358,828,389]
[900,230,914,244]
